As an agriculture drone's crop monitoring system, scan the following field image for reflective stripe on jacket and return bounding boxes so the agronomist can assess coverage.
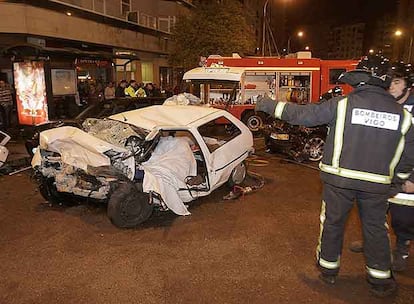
[125,86,137,97]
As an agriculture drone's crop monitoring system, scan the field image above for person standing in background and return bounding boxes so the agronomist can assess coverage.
[136,83,147,97]
[0,80,13,129]
[125,80,138,97]
[115,80,127,98]
[104,81,115,100]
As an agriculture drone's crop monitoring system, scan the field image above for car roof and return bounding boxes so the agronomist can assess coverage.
[109,105,224,130]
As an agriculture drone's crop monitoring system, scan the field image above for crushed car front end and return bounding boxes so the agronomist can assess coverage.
[32,118,154,202]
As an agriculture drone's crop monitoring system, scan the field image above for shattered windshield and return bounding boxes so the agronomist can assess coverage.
[82,118,150,148]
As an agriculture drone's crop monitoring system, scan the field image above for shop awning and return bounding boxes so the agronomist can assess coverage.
[1,43,140,61]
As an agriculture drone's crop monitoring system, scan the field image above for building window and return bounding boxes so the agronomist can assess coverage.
[142,62,154,84]
[121,0,131,15]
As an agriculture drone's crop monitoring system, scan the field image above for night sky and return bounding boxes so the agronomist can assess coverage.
[283,0,398,25]
[268,0,400,57]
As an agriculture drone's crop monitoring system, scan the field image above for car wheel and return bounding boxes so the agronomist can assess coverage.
[228,161,247,187]
[303,136,325,162]
[107,182,153,228]
[242,111,266,133]
[39,177,70,205]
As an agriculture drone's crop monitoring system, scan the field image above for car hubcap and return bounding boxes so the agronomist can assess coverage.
[304,137,324,161]
[247,116,263,132]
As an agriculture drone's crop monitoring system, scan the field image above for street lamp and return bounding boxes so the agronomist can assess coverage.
[394,29,403,60]
[261,0,280,56]
[261,0,269,56]
[287,31,304,54]
[393,29,414,62]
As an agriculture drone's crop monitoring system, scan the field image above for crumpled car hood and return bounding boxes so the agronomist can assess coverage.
[32,118,153,180]
[32,126,135,179]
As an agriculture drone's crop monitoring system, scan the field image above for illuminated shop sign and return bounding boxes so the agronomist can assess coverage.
[76,59,110,67]
[13,61,48,125]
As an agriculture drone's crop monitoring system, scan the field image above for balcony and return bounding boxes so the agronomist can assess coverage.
[47,0,177,34]
[164,0,195,8]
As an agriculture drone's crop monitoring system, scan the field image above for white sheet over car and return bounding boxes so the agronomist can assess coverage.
[140,136,197,216]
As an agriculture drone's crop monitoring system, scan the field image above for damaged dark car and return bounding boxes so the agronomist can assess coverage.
[262,119,327,162]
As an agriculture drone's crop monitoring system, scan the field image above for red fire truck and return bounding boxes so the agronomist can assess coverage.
[183,52,358,132]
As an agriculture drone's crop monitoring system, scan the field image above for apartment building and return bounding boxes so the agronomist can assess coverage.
[371,14,396,60]
[396,0,414,62]
[0,0,193,90]
[327,23,365,59]
[0,0,195,122]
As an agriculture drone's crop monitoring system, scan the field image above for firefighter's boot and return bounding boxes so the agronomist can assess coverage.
[392,240,410,272]
[369,280,397,298]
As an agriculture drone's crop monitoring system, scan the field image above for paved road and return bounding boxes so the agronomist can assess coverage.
[0,141,413,303]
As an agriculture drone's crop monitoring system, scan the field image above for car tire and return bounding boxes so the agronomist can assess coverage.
[303,136,325,162]
[242,111,267,133]
[39,177,71,205]
[107,182,153,228]
[228,161,247,187]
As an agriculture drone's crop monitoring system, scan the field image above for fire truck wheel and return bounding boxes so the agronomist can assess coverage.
[228,161,247,187]
[242,111,266,132]
[303,136,325,162]
[107,182,153,228]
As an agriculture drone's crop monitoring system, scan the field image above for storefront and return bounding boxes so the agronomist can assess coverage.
[0,42,140,124]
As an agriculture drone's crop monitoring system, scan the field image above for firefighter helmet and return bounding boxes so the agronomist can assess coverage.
[389,61,414,87]
[339,54,391,88]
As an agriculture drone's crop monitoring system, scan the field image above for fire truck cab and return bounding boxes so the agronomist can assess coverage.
[183,53,358,132]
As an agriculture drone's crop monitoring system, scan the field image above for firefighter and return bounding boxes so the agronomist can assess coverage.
[388,61,414,272]
[349,62,414,268]
[255,54,414,297]
[389,62,414,108]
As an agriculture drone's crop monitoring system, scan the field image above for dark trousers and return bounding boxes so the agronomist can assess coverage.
[390,204,414,244]
[317,183,392,284]
[0,103,12,129]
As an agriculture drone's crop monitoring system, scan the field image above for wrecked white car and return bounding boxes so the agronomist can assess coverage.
[32,105,254,227]
[0,130,11,168]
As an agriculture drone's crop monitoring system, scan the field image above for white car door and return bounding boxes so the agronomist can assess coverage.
[196,114,253,189]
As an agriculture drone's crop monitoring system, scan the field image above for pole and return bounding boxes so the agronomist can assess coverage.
[262,0,269,56]
[287,37,291,54]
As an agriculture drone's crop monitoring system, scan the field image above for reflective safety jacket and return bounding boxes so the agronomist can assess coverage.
[389,94,414,205]
[402,94,414,119]
[136,87,147,97]
[124,86,137,97]
[274,85,414,193]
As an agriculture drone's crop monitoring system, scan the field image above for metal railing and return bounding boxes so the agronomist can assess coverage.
[48,0,176,33]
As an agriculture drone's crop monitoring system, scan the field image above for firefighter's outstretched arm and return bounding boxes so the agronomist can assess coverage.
[255,96,339,127]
